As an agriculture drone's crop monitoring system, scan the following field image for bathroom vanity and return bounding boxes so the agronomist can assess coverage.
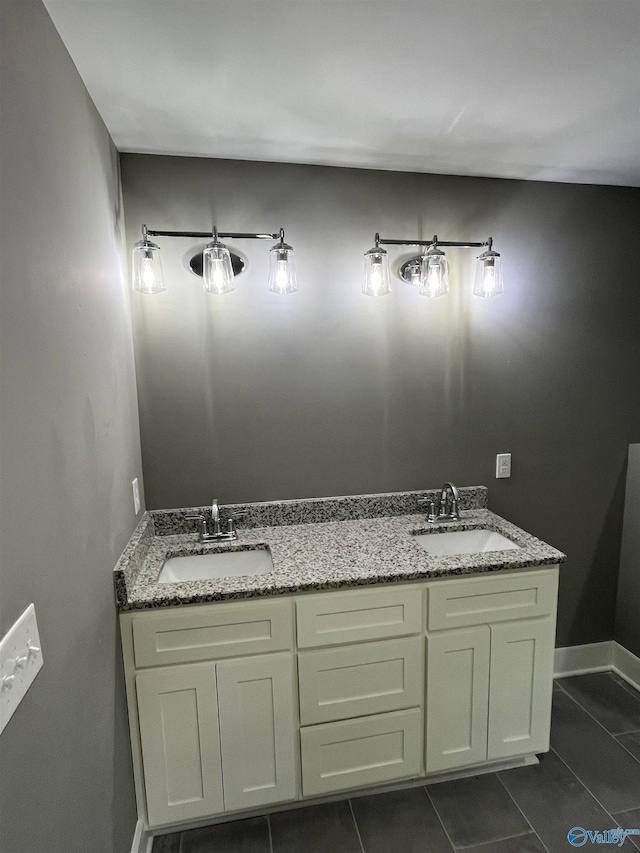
[115,487,565,832]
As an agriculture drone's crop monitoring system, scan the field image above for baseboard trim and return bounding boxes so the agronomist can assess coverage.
[555,641,640,691]
[612,642,640,692]
[554,641,615,678]
[130,820,153,853]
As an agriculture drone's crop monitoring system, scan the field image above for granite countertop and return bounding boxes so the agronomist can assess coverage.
[114,487,566,611]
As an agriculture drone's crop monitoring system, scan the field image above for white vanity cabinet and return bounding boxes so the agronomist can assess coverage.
[425,567,559,773]
[120,566,559,832]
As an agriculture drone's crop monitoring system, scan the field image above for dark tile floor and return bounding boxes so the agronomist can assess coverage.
[153,673,640,853]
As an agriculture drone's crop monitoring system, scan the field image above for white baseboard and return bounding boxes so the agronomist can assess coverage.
[555,641,640,692]
[612,642,640,692]
[130,820,153,853]
[554,641,615,678]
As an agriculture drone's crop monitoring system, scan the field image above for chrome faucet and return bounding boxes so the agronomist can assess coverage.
[419,482,461,523]
[439,482,461,520]
[187,499,247,542]
[210,498,221,537]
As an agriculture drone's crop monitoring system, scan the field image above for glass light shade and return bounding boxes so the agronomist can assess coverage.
[132,240,166,294]
[268,243,298,294]
[418,247,449,298]
[474,250,504,298]
[202,240,235,294]
[362,247,391,296]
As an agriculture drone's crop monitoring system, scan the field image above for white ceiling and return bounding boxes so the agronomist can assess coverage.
[44,0,640,186]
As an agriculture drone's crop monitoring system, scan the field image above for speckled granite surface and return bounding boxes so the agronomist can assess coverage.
[149,486,489,535]
[114,487,566,611]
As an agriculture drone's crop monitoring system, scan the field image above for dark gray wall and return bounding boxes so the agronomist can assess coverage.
[615,445,640,656]
[121,154,640,649]
[0,3,142,851]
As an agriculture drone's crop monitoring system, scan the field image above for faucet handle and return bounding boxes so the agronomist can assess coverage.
[187,514,208,536]
[226,511,247,537]
[418,497,437,522]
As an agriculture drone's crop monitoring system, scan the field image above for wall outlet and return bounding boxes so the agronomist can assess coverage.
[496,453,512,478]
[132,477,141,514]
[1,604,43,735]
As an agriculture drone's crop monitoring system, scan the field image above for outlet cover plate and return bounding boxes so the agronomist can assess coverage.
[0,604,43,734]
[496,453,512,479]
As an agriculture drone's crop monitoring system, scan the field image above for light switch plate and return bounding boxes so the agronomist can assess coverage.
[0,604,43,735]
[132,477,141,515]
[496,453,512,478]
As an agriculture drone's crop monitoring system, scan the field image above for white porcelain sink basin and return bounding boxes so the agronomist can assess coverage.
[159,548,274,583]
[413,528,519,556]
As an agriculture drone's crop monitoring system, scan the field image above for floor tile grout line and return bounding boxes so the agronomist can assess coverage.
[495,773,551,853]
[608,806,640,853]
[613,737,640,766]
[267,813,274,853]
[559,677,640,738]
[553,680,640,764]
[550,747,633,832]
[424,785,458,853]
[427,778,546,852]
[611,806,640,819]
[455,830,542,851]
[557,674,640,737]
[619,682,640,703]
[347,799,366,853]
[608,671,640,702]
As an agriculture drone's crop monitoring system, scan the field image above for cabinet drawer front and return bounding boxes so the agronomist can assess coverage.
[300,708,422,797]
[296,585,422,648]
[132,599,293,667]
[427,567,559,631]
[298,637,423,725]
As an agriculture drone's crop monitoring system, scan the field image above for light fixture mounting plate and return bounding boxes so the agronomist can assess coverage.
[399,256,423,284]
[189,250,245,278]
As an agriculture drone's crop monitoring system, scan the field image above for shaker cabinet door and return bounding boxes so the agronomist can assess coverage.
[217,652,298,812]
[488,616,555,760]
[426,626,490,773]
[136,662,224,827]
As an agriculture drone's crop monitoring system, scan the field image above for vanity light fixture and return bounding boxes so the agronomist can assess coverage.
[268,231,298,295]
[364,233,504,298]
[131,225,166,295]
[202,227,235,294]
[473,239,504,298]
[362,237,391,297]
[132,225,296,295]
[418,241,449,298]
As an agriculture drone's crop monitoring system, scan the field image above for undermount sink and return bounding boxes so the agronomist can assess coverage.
[413,528,520,556]
[158,548,274,583]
